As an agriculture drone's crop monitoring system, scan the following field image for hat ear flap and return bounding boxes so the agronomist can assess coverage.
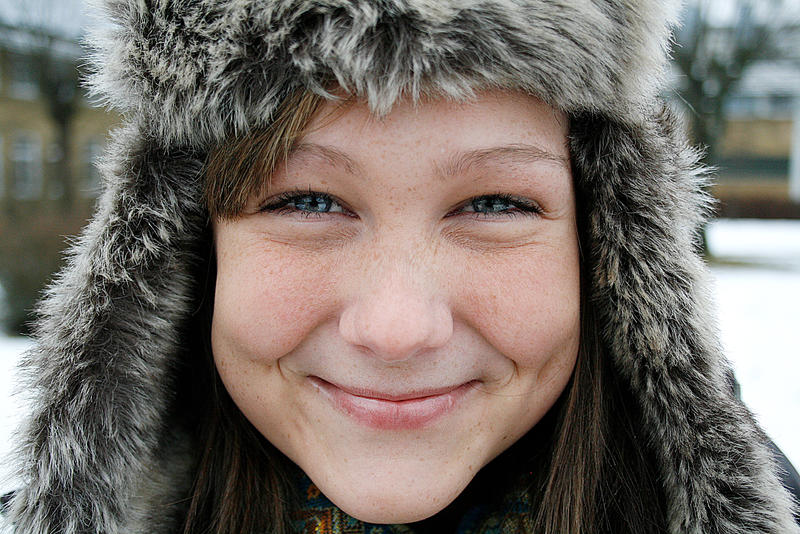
[11,123,207,533]
[570,106,799,532]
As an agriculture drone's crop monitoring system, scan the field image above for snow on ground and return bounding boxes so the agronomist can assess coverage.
[706,219,800,471]
[707,219,800,269]
[714,266,800,467]
[0,336,31,490]
[0,219,798,493]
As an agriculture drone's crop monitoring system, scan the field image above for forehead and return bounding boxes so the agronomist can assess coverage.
[281,90,571,185]
[205,90,571,218]
[283,141,570,186]
[304,90,569,155]
[263,90,574,213]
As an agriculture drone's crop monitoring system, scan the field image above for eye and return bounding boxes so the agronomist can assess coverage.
[259,190,350,217]
[452,194,542,219]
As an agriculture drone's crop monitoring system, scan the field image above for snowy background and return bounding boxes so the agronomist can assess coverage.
[706,220,800,471]
[1,218,799,494]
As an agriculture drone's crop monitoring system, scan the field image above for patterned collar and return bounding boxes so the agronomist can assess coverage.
[291,474,533,534]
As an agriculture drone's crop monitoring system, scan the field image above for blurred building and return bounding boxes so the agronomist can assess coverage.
[0,22,119,334]
[713,60,800,217]
[669,0,800,219]
[0,22,118,207]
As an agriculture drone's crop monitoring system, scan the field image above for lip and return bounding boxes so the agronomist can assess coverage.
[309,377,476,430]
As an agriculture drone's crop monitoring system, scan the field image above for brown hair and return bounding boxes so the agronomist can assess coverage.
[204,89,328,219]
[181,90,326,534]
[182,90,667,534]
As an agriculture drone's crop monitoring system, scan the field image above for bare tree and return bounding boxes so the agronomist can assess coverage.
[672,0,800,164]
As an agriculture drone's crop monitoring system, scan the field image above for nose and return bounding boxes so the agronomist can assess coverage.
[338,258,453,363]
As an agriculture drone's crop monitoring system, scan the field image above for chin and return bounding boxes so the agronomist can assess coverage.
[310,468,474,524]
[333,494,451,525]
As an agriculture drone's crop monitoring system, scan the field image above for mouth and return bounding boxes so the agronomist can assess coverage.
[309,377,477,430]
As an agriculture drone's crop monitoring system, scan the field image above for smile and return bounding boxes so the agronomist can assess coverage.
[309,377,477,430]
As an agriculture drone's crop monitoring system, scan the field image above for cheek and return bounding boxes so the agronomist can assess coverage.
[211,243,338,364]
[456,244,581,375]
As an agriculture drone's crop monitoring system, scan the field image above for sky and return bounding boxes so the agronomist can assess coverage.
[0,0,89,39]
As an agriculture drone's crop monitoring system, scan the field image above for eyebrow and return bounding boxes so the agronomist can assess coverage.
[287,142,363,176]
[437,144,570,179]
[286,142,569,179]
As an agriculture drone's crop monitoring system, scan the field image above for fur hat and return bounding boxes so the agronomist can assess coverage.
[9,0,799,532]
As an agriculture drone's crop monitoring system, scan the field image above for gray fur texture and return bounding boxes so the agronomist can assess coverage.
[8,0,799,532]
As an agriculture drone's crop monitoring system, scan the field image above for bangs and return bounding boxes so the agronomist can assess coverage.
[205,90,327,218]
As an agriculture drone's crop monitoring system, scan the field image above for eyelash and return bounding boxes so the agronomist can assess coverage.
[258,190,543,219]
[449,193,543,219]
[259,189,353,218]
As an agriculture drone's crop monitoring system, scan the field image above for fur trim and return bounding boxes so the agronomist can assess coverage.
[10,122,206,533]
[86,0,682,147]
[571,106,798,532]
[10,1,799,533]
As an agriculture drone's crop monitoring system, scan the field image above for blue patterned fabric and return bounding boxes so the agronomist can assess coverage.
[292,475,533,533]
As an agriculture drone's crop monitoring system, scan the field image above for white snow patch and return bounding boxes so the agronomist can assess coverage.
[0,337,31,494]
[713,266,800,469]
[707,219,800,267]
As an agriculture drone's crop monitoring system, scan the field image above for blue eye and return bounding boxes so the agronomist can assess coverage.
[260,191,346,216]
[471,197,514,214]
[459,195,542,218]
[292,193,336,213]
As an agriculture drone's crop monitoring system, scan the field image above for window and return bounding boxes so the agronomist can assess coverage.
[0,136,4,198]
[10,133,43,200]
[768,95,793,118]
[9,53,39,99]
[81,138,104,197]
[46,143,65,199]
[726,95,756,117]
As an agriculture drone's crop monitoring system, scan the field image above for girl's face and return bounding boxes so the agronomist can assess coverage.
[212,91,580,523]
